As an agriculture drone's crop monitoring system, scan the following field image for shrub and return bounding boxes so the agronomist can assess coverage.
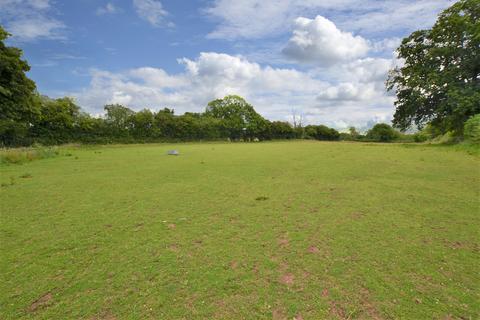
[429,131,459,144]
[304,125,340,141]
[366,123,399,142]
[464,114,480,144]
[413,132,429,142]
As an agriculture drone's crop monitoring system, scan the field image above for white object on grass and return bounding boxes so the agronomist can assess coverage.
[167,150,179,155]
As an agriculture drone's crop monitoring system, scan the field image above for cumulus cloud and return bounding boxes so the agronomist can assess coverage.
[283,16,369,65]
[205,0,453,40]
[325,57,397,83]
[0,0,66,41]
[76,53,325,113]
[73,52,395,131]
[132,0,172,27]
[317,83,375,101]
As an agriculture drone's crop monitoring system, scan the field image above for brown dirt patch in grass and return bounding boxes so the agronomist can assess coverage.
[272,307,287,320]
[447,241,468,250]
[329,301,346,319]
[252,262,260,275]
[280,273,295,286]
[359,287,383,319]
[168,243,179,252]
[308,246,320,254]
[350,212,365,220]
[28,292,52,312]
[322,288,329,297]
[168,223,176,229]
[278,238,289,248]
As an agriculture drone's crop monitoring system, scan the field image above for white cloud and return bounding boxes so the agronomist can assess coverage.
[0,0,65,41]
[339,0,455,34]
[205,0,453,40]
[73,52,395,131]
[96,2,118,16]
[283,16,369,65]
[205,0,294,40]
[317,82,376,101]
[132,0,172,27]
[329,57,397,83]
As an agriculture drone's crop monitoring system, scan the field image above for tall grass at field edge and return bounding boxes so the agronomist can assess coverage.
[0,145,62,164]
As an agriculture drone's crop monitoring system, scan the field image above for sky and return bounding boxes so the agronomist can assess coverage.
[0,0,454,131]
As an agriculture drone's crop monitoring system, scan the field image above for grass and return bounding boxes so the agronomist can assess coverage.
[1,141,479,319]
[0,146,61,165]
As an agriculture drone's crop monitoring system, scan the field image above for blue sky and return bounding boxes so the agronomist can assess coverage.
[0,0,454,130]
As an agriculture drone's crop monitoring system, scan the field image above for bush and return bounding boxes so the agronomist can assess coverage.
[413,132,429,142]
[366,123,399,142]
[304,125,340,141]
[464,114,480,144]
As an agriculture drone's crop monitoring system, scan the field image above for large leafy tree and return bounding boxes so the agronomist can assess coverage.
[366,123,399,142]
[154,108,176,138]
[387,0,480,134]
[130,109,155,138]
[0,26,39,145]
[104,104,135,136]
[30,97,81,143]
[205,95,268,140]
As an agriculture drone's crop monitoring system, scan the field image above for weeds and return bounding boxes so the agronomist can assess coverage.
[0,146,60,165]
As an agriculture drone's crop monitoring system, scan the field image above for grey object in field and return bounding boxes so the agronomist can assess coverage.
[167,150,179,156]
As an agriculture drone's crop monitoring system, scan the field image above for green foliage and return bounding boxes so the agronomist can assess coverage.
[387,0,480,134]
[0,26,39,145]
[339,127,361,141]
[463,114,480,144]
[348,126,359,139]
[205,95,269,140]
[0,119,30,146]
[304,125,340,141]
[130,109,156,138]
[413,132,429,143]
[31,97,81,144]
[366,123,399,142]
[269,121,296,139]
[104,104,135,137]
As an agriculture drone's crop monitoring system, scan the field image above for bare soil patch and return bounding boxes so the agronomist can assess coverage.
[28,292,52,312]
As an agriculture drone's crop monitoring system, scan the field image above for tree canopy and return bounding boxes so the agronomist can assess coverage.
[387,0,480,134]
[0,26,40,145]
[205,95,269,140]
[366,123,399,142]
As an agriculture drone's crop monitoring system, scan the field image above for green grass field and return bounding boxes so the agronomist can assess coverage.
[1,141,479,319]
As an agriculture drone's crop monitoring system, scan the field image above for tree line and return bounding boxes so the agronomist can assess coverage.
[1,0,478,147]
[0,91,344,146]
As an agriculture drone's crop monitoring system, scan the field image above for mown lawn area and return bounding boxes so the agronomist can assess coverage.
[1,141,479,319]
